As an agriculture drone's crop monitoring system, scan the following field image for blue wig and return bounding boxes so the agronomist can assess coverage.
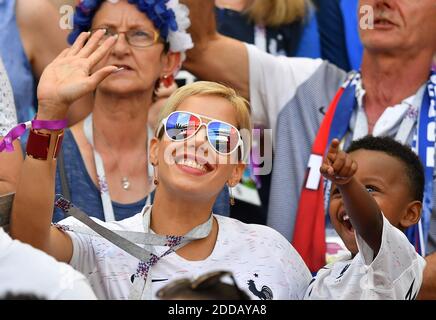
[68,0,178,45]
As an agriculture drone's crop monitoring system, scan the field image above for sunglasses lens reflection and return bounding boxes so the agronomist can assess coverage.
[208,121,239,154]
[166,112,201,141]
[165,112,240,155]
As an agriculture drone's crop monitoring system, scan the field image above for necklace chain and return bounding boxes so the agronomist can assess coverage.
[93,125,138,192]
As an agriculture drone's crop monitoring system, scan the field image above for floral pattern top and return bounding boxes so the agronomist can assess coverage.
[0,57,17,136]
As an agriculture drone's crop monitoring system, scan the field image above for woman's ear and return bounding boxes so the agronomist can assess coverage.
[399,200,422,229]
[149,137,160,166]
[227,163,246,187]
[161,52,181,77]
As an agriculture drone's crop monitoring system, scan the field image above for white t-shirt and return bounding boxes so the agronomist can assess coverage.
[304,215,426,300]
[60,206,312,300]
[0,228,97,300]
[246,43,325,144]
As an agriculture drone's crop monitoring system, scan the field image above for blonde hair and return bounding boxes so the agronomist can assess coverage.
[246,0,307,27]
[156,81,252,159]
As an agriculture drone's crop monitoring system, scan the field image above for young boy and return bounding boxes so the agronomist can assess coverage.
[305,136,426,300]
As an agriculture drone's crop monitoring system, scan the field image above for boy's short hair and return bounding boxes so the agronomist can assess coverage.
[346,136,424,202]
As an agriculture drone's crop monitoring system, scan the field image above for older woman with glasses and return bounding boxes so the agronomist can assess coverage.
[9,27,311,299]
[28,0,228,223]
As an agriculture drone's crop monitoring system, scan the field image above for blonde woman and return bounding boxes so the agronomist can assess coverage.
[10,30,311,299]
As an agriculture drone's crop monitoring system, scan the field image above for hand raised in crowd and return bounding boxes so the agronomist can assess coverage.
[36,30,119,120]
[320,138,358,185]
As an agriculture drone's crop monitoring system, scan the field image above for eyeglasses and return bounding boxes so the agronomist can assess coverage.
[90,27,162,48]
[156,270,250,300]
[157,111,245,158]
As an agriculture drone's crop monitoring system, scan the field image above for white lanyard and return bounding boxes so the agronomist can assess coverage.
[83,114,153,222]
[395,85,426,144]
[129,207,212,300]
[254,25,267,52]
[352,81,426,144]
[54,197,213,300]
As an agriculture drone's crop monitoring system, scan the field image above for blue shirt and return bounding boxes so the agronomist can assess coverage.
[215,4,321,58]
[339,0,363,70]
[0,0,36,123]
[314,0,364,71]
[314,0,352,71]
[53,130,230,222]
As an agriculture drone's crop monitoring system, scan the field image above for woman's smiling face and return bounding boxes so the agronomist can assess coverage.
[150,94,246,202]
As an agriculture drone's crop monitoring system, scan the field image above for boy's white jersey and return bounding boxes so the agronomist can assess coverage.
[305,215,426,300]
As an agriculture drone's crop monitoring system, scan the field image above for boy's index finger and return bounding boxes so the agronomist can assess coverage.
[326,139,340,162]
[329,139,341,153]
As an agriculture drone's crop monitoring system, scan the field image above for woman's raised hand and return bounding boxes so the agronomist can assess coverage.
[37,30,119,120]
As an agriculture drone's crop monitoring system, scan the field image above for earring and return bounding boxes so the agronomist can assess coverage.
[228,183,235,206]
[152,162,159,186]
[161,74,174,88]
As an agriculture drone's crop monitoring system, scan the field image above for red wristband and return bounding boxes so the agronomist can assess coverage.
[26,128,64,160]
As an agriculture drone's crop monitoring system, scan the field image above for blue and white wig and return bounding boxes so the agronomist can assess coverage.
[68,0,193,57]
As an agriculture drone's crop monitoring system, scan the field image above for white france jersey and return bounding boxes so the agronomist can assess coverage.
[60,206,312,300]
[304,215,426,300]
[0,228,96,300]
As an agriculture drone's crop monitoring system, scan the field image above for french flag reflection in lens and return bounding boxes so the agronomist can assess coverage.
[208,121,239,154]
[166,112,201,140]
